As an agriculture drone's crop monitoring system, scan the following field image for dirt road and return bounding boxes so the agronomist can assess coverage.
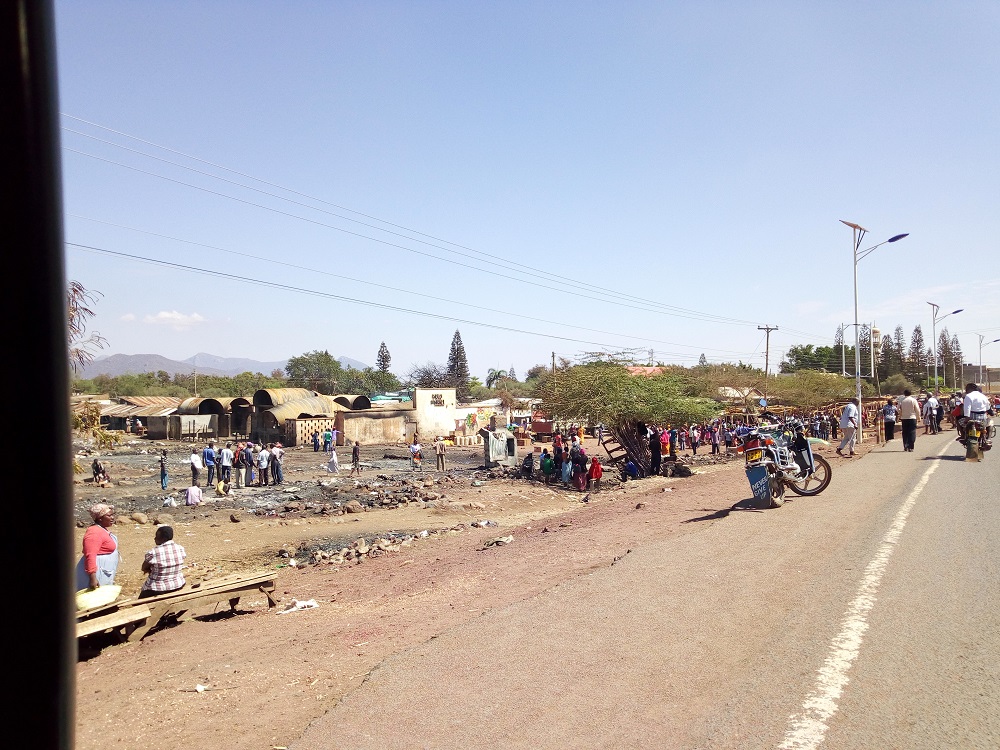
[75,437,856,749]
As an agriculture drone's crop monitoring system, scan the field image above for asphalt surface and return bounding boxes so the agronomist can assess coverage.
[293,431,1000,749]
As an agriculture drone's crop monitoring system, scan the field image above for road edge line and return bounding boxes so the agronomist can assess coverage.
[777,441,951,749]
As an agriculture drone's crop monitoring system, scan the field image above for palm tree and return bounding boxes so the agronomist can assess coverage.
[486,368,507,389]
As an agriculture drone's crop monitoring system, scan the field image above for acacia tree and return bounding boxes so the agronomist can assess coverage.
[68,281,107,373]
[539,362,718,473]
[769,370,860,409]
[285,350,344,393]
[376,342,392,373]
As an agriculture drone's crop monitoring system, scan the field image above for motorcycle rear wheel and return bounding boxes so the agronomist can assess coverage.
[966,440,981,461]
[769,475,786,508]
[785,455,833,496]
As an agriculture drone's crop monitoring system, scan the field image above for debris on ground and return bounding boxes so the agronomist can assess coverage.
[276,599,319,614]
[483,535,514,548]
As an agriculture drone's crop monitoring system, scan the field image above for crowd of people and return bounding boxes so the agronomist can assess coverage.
[877,384,997,453]
[534,430,603,491]
[184,439,287,495]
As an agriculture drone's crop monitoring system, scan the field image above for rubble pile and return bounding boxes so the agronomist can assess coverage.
[285,521,501,568]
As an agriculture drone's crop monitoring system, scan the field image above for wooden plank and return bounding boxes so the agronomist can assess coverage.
[127,582,276,642]
[117,571,277,610]
[77,605,151,639]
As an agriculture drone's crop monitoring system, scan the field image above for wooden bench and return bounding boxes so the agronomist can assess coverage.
[124,571,278,641]
[76,571,278,642]
[76,605,152,640]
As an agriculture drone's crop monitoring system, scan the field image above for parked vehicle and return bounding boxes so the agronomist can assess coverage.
[738,412,832,508]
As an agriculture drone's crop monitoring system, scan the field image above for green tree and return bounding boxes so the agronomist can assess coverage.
[937,329,952,388]
[950,334,964,385]
[906,325,926,383]
[508,366,517,381]
[883,373,918,395]
[376,342,392,373]
[524,364,548,381]
[486,368,509,389]
[539,362,718,473]
[770,370,860,410]
[893,326,907,371]
[698,353,708,367]
[285,350,344,393]
[447,330,471,400]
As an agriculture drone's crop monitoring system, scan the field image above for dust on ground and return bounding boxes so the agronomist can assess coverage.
[73,435,865,750]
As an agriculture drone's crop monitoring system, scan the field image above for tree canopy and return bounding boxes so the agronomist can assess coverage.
[376,342,392,373]
[539,363,718,429]
[447,330,471,399]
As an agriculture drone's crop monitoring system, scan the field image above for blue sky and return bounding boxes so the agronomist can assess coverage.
[56,1,1000,379]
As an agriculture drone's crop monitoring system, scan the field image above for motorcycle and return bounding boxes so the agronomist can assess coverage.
[960,411,995,462]
[737,413,832,508]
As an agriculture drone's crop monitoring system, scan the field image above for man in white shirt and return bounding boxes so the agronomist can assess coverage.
[837,398,860,457]
[899,389,921,452]
[922,394,939,435]
[219,442,235,483]
[963,383,993,417]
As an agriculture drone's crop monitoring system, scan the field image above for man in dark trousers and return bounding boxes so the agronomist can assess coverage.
[649,426,662,476]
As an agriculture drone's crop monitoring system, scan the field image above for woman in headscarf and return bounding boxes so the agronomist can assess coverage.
[572,448,588,491]
[561,452,573,486]
[76,504,120,590]
[588,455,604,491]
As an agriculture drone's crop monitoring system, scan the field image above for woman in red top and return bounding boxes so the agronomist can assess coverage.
[588,456,604,491]
[75,503,121,590]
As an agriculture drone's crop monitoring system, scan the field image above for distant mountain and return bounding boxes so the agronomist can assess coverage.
[79,352,369,379]
[338,356,370,371]
[184,353,288,375]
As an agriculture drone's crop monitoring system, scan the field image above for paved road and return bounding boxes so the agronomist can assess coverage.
[294,432,1000,749]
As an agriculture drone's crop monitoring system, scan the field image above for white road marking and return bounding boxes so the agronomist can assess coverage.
[778,442,949,749]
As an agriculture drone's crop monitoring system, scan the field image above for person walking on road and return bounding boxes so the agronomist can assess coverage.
[836,398,860,457]
[923,393,939,434]
[434,436,446,471]
[350,441,362,476]
[899,389,921,452]
[882,398,898,441]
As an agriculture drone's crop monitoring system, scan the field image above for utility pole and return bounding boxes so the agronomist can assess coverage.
[758,325,778,398]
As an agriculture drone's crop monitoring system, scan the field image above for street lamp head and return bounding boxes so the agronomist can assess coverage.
[840,220,867,231]
[887,233,909,242]
[951,309,964,315]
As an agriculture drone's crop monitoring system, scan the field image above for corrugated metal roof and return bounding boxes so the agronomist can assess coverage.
[261,396,346,426]
[253,388,317,408]
[101,404,177,418]
[119,396,183,408]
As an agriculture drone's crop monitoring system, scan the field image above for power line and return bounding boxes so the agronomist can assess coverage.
[60,115,762,328]
[68,213,758,357]
[67,147,769,329]
[63,126,758,326]
[70,241,761,353]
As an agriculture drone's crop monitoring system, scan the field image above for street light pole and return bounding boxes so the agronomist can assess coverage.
[841,221,909,439]
[927,302,963,394]
[979,335,1000,384]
